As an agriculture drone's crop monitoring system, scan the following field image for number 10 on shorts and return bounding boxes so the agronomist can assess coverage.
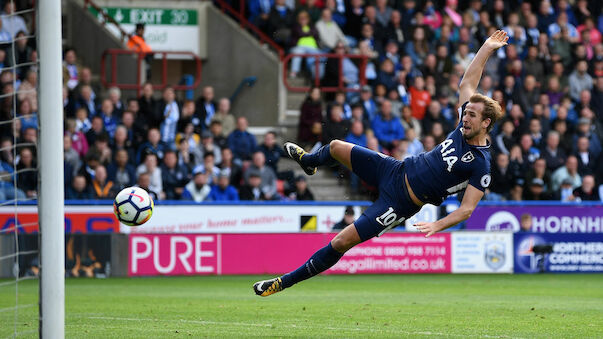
[376,207,405,236]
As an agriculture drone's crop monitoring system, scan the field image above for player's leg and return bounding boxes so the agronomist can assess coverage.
[253,223,361,297]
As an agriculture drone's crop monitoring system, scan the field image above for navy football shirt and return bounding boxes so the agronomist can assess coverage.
[404,102,492,205]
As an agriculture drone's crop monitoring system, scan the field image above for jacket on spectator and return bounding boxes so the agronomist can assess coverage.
[569,71,593,102]
[371,114,404,146]
[161,164,189,200]
[181,181,211,202]
[239,185,267,201]
[243,165,278,198]
[228,130,257,161]
[107,163,136,190]
[298,97,323,144]
[138,96,161,128]
[345,132,367,147]
[540,147,566,172]
[258,143,284,174]
[208,184,239,201]
[315,19,347,50]
[211,113,236,137]
[195,98,217,131]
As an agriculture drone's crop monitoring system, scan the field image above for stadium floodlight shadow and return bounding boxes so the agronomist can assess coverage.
[532,244,554,273]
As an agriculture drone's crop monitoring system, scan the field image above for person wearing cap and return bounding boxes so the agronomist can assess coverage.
[289,175,314,201]
[181,166,211,202]
[354,85,378,123]
[209,169,239,201]
[523,177,553,200]
[553,177,578,201]
[332,206,355,231]
[239,168,267,201]
[254,31,509,297]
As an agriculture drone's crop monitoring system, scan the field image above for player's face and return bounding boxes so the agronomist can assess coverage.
[461,102,489,140]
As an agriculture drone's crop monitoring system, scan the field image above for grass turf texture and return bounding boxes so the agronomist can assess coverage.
[1,274,602,338]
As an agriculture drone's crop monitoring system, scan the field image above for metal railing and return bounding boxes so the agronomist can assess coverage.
[100,49,202,93]
[282,53,369,93]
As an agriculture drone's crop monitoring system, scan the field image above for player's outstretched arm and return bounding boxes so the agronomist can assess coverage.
[458,30,508,104]
[414,185,484,237]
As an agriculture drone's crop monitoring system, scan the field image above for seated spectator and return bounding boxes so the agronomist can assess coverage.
[111,125,135,165]
[107,149,136,190]
[136,153,163,199]
[17,99,37,133]
[239,168,268,201]
[409,76,431,120]
[17,70,37,112]
[86,132,112,166]
[514,75,540,116]
[196,86,217,131]
[16,147,36,198]
[405,128,423,156]
[244,151,278,200]
[572,175,599,201]
[289,175,314,201]
[494,120,516,155]
[228,116,256,163]
[98,99,118,138]
[376,59,397,92]
[175,122,201,153]
[400,106,421,138]
[519,134,540,165]
[85,116,105,146]
[332,206,355,231]
[62,48,78,90]
[91,165,117,199]
[74,107,91,134]
[209,120,228,150]
[136,128,167,164]
[524,158,552,194]
[74,67,100,105]
[371,100,404,151]
[219,147,243,189]
[574,136,596,175]
[158,86,180,146]
[405,26,430,66]
[161,150,188,200]
[528,118,544,149]
[181,166,211,202]
[63,86,76,118]
[0,154,26,201]
[75,85,98,117]
[321,43,358,96]
[211,98,236,137]
[208,169,239,201]
[322,104,350,144]
[489,153,514,201]
[289,10,322,79]
[135,172,159,201]
[177,100,200,135]
[553,178,578,202]
[108,86,124,117]
[63,134,81,176]
[176,138,201,172]
[523,178,553,201]
[574,116,602,160]
[200,152,221,185]
[569,60,593,102]
[66,175,92,200]
[298,87,324,147]
[345,120,367,147]
[316,8,347,51]
[548,11,579,44]
[258,131,284,174]
[551,155,581,191]
[138,82,161,128]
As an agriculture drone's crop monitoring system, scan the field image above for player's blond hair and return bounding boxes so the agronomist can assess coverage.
[470,93,503,132]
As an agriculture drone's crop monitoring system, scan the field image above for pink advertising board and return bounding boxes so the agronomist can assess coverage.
[129,233,451,276]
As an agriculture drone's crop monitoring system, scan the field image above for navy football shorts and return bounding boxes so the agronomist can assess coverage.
[350,145,421,241]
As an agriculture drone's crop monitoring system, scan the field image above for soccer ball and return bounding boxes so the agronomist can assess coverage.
[113,187,154,226]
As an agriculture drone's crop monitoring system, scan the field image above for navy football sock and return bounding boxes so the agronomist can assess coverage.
[300,145,337,167]
[281,242,343,288]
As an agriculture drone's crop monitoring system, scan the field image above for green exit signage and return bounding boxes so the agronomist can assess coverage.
[89,7,197,26]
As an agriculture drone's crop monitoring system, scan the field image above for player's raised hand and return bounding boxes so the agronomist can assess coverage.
[484,30,509,51]
[414,221,440,238]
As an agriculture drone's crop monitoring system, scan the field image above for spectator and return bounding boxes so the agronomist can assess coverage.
[136,153,163,199]
[297,0,321,23]
[258,131,284,174]
[209,120,228,150]
[63,134,81,176]
[209,169,239,201]
[372,100,404,151]
[322,103,350,144]
[524,158,553,194]
[494,120,515,155]
[572,175,599,201]
[219,147,243,189]
[17,70,37,112]
[569,60,593,102]
[527,118,544,149]
[553,178,578,202]
[196,86,217,131]
[228,116,257,162]
[519,133,540,165]
[316,8,347,51]
[138,82,161,128]
[65,118,88,158]
[574,136,595,176]
[176,121,200,153]
[489,153,514,201]
[551,155,582,191]
[409,76,430,120]
[289,11,322,79]
[98,99,118,138]
[345,120,367,147]
[344,0,364,43]
[84,116,106,150]
[112,125,135,164]
[404,26,430,67]
[422,101,451,137]
[136,128,167,164]
[298,87,323,147]
[239,168,267,201]
[15,147,36,198]
[211,98,236,137]
[0,17,11,44]
[17,99,36,133]
[108,87,124,117]
[244,151,278,200]
[574,117,602,160]
[289,175,314,201]
[135,172,159,201]
[158,86,180,146]
[91,165,117,199]
[514,75,540,116]
[322,42,359,94]
[127,23,153,79]
[176,138,200,172]
[66,175,92,200]
[248,0,274,28]
[200,152,221,185]
[74,67,101,105]
[75,85,98,116]
[63,48,78,90]
[161,150,188,200]
[74,107,91,134]
[107,149,136,190]
[548,11,579,44]
[87,133,112,167]
[199,130,221,164]
[523,178,553,201]
[267,0,294,47]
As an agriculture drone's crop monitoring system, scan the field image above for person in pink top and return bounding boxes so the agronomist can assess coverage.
[444,0,462,27]
[65,118,89,158]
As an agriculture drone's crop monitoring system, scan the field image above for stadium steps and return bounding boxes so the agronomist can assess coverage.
[278,158,351,201]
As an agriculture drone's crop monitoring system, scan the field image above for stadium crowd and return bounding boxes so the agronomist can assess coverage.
[0,0,603,204]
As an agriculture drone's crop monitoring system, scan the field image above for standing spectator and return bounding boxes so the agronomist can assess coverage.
[228,116,257,162]
[258,131,284,174]
[551,155,581,191]
[138,82,161,128]
[211,98,236,137]
[208,169,239,201]
[298,87,323,147]
[107,149,136,190]
[161,150,188,200]
[409,76,430,120]
[91,165,117,200]
[181,166,211,202]
[289,175,314,201]
[371,100,404,152]
[569,60,593,102]
[572,175,599,201]
[158,86,179,146]
[136,153,163,199]
[244,151,278,200]
[196,86,217,131]
[127,23,153,79]
[63,48,78,90]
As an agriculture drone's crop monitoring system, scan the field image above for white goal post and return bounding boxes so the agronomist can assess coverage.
[37,0,65,338]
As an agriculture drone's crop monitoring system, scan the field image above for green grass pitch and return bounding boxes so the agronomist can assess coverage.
[1,274,603,338]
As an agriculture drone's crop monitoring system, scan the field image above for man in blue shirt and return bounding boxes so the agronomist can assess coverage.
[371,99,405,151]
[209,169,239,201]
[228,116,257,162]
[255,30,509,297]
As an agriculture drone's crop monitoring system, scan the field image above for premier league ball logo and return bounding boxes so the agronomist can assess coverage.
[485,240,506,271]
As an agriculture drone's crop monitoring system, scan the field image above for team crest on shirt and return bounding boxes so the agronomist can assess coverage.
[461,151,474,163]
[481,174,491,188]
